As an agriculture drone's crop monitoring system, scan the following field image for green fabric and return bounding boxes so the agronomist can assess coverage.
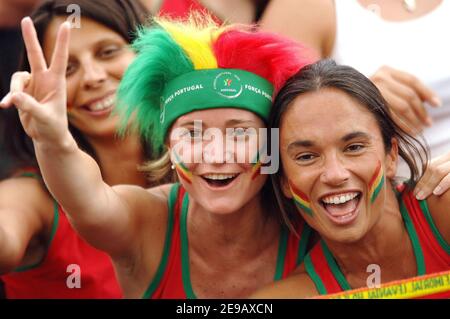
[321,240,352,290]
[399,196,426,275]
[15,200,59,272]
[297,224,312,265]
[180,192,196,299]
[273,226,289,281]
[160,68,274,135]
[304,254,327,295]
[420,200,450,254]
[142,183,178,298]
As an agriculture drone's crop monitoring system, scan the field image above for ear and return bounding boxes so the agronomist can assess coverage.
[280,175,293,199]
[385,137,399,179]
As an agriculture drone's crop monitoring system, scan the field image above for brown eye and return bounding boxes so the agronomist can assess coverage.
[98,45,121,58]
[66,61,77,76]
[346,144,364,152]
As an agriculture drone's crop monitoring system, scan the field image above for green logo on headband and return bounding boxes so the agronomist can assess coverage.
[213,72,243,99]
[160,69,274,137]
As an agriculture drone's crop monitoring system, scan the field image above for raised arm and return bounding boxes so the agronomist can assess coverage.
[259,0,335,57]
[0,18,161,257]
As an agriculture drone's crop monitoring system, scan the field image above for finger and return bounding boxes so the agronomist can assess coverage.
[10,71,31,94]
[10,92,43,119]
[428,151,450,167]
[433,174,450,196]
[415,161,450,199]
[21,17,47,73]
[0,93,13,108]
[390,69,441,107]
[49,21,71,75]
[385,92,424,134]
[394,83,432,127]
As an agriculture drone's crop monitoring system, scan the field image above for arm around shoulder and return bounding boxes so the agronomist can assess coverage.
[250,272,319,299]
[259,0,336,57]
[426,190,450,246]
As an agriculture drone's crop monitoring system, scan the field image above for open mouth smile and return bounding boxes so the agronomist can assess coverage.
[319,191,362,225]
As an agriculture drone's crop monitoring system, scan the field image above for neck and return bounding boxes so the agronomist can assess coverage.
[87,133,147,187]
[189,193,279,259]
[324,187,410,278]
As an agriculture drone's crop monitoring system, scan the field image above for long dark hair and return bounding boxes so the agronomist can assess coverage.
[270,59,429,230]
[1,0,158,179]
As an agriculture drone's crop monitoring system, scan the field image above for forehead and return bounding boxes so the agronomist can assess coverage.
[281,87,380,143]
[42,16,124,58]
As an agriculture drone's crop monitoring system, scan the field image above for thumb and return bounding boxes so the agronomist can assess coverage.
[10,92,44,119]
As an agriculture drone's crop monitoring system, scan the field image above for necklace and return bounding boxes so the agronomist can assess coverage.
[402,0,417,12]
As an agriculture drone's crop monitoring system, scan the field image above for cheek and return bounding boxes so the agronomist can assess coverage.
[113,54,134,79]
[65,77,80,109]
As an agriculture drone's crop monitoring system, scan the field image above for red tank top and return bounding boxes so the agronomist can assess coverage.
[157,0,222,24]
[143,183,312,298]
[304,188,450,295]
[1,201,123,298]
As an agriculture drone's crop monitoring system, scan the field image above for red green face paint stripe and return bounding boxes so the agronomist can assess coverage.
[289,181,313,216]
[251,148,265,180]
[368,161,384,203]
[173,152,192,184]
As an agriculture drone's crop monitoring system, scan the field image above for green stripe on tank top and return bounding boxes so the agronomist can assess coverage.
[321,240,352,291]
[15,200,59,272]
[274,226,289,281]
[399,196,426,275]
[304,254,327,295]
[180,192,196,299]
[297,224,312,265]
[419,200,450,254]
[142,183,178,298]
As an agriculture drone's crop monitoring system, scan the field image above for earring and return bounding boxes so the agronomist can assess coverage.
[171,164,175,170]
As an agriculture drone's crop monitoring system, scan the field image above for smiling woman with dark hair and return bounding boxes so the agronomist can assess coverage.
[0,0,162,298]
[253,59,450,298]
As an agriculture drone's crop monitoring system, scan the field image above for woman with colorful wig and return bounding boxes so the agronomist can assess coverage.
[1,12,319,298]
[0,0,157,298]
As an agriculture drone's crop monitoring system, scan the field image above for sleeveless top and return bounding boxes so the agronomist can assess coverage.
[332,0,450,162]
[304,188,450,295]
[143,183,312,298]
[0,173,122,298]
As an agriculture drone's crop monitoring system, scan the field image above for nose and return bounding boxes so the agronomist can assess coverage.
[81,59,107,90]
[320,154,350,186]
[203,131,231,164]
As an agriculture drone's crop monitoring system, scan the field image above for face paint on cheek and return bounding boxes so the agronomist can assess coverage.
[251,152,262,180]
[173,152,193,184]
[368,161,385,203]
[288,180,313,216]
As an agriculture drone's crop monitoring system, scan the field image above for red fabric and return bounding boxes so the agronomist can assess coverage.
[307,188,450,295]
[309,243,342,294]
[158,0,222,24]
[150,186,308,298]
[282,221,305,278]
[401,190,450,272]
[150,187,187,298]
[1,206,122,299]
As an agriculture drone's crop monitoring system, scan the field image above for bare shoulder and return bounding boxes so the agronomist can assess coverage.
[0,177,53,222]
[425,190,450,245]
[250,271,319,299]
[259,0,336,57]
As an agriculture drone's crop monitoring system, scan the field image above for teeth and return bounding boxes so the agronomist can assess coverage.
[203,174,237,180]
[322,192,359,205]
[88,95,115,112]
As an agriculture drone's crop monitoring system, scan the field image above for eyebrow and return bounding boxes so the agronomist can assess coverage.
[287,131,371,151]
[225,119,255,126]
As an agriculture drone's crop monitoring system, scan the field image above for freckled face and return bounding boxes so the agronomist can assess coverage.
[279,88,397,243]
